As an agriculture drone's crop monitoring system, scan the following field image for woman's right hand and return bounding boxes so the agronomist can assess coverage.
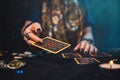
[21,21,43,45]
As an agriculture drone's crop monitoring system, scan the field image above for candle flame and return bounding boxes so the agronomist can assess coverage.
[109,60,114,65]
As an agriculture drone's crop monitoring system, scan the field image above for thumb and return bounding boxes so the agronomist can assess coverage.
[33,22,42,36]
[74,43,80,51]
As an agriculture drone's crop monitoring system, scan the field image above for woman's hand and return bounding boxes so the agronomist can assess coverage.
[74,40,98,54]
[74,27,98,54]
[22,22,43,45]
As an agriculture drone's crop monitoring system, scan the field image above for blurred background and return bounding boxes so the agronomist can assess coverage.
[0,0,120,51]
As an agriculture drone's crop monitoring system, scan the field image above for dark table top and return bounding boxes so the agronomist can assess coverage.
[0,49,120,80]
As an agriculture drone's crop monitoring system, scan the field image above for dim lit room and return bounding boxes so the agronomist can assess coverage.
[0,0,120,80]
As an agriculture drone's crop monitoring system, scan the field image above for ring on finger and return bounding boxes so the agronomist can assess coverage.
[24,32,31,40]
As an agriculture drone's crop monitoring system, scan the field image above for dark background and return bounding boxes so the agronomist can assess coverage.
[0,0,120,51]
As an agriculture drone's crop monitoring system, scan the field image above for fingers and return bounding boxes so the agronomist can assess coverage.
[23,22,43,45]
[28,32,43,42]
[79,40,86,50]
[74,41,87,51]
[89,44,94,53]
[84,42,90,53]
[74,43,80,51]
[74,40,98,54]
[24,36,35,45]
[89,45,98,54]
[24,33,43,45]
[32,22,42,36]
[94,47,98,53]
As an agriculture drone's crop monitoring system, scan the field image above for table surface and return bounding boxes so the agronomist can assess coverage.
[0,49,120,80]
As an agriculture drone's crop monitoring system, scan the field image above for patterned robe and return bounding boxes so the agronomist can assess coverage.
[27,0,94,47]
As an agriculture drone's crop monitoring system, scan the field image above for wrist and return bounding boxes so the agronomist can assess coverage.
[81,38,95,45]
[23,22,33,32]
[21,22,33,36]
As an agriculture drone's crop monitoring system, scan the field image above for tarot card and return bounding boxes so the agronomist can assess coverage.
[62,53,82,58]
[74,58,100,64]
[89,52,112,57]
[32,37,71,54]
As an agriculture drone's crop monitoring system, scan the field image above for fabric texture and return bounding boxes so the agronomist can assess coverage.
[27,0,94,46]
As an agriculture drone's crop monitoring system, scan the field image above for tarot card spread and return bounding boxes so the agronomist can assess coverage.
[32,37,71,54]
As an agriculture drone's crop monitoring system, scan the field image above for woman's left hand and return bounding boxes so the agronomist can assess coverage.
[74,40,98,54]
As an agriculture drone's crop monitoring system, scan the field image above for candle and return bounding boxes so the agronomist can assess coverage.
[99,60,120,69]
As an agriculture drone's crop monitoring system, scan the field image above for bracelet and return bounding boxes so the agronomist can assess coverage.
[81,38,95,45]
[24,32,31,40]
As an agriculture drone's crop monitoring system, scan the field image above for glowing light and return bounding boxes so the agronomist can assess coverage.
[109,60,114,69]
[16,70,24,74]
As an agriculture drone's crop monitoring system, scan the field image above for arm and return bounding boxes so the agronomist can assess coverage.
[21,0,44,45]
[21,21,43,45]
[74,0,97,54]
[74,26,97,54]
[83,26,94,41]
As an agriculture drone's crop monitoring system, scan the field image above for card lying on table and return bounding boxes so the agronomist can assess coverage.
[32,37,71,54]
[89,52,112,57]
[62,53,82,58]
[74,58,100,64]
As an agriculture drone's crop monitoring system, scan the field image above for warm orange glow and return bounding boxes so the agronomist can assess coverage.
[109,60,114,65]
[109,60,114,69]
